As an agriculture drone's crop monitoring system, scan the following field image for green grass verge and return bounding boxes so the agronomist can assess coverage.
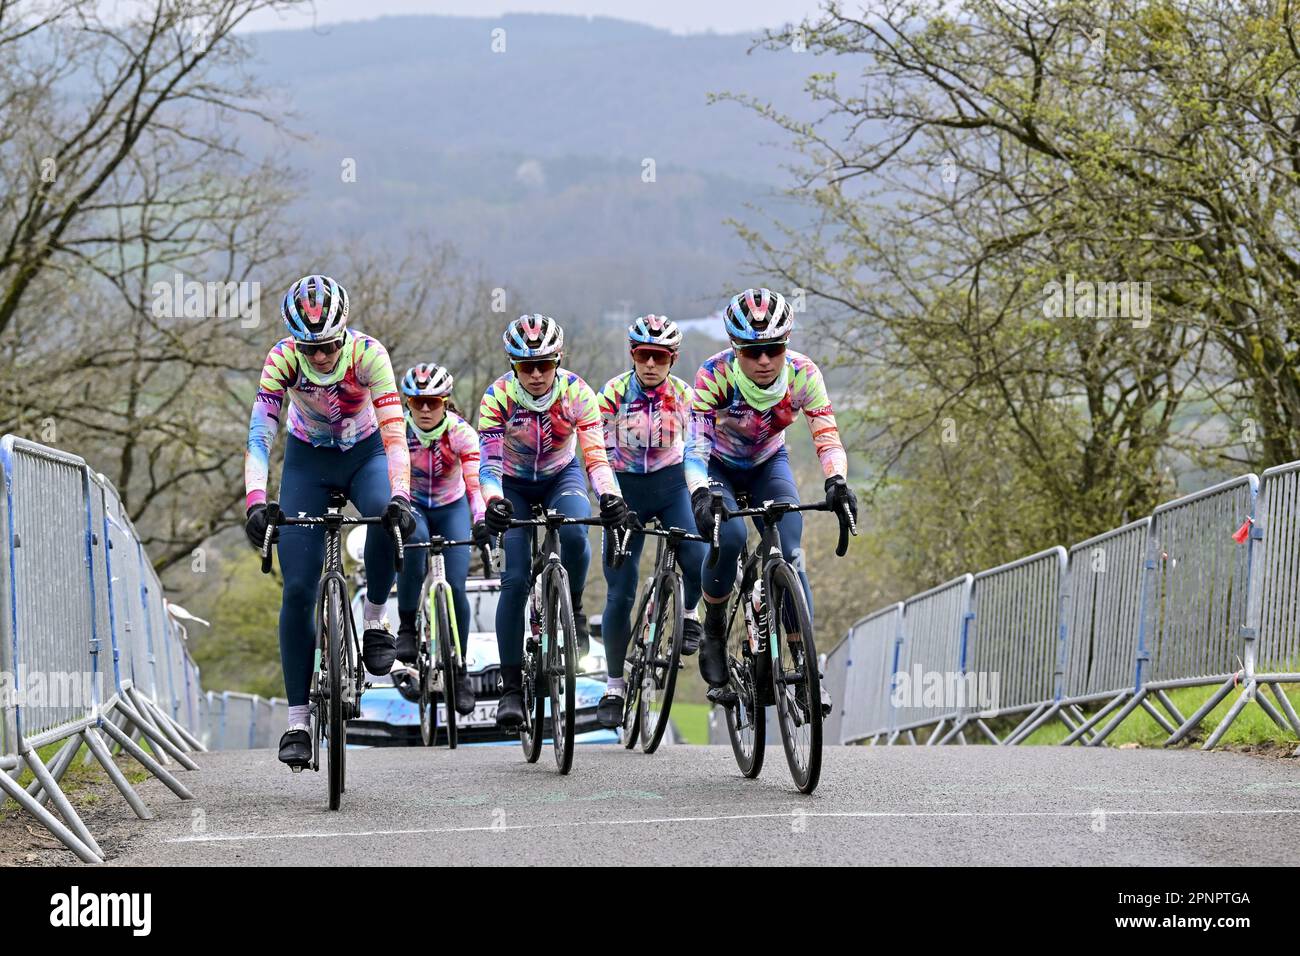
[671,701,712,745]
[1,736,154,818]
[1019,682,1300,747]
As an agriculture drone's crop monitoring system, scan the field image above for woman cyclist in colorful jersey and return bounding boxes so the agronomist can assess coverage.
[243,275,417,768]
[476,314,629,729]
[685,288,858,701]
[593,315,707,727]
[387,362,485,718]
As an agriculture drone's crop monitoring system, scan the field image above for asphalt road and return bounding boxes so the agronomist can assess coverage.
[93,742,1300,866]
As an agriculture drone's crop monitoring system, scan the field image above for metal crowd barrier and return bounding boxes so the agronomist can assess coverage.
[197,690,287,751]
[834,465,1300,751]
[838,603,901,745]
[939,547,1068,745]
[0,436,207,864]
[889,575,971,743]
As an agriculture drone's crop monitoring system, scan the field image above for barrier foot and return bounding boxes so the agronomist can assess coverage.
[129,688,190,754]
[974,719,999,744]
[29,733,82,806]
[1250,685,1291,735]
[1062,692,1126,745]
[1089,689,1148,746]
[1006,703,1055,745]
[0,760,102,864]
[83,728,152,821]
[1201,682,1253,750]
[99,718,194,800]
[905,729,917,745]
[937,719,965,745]
[116,701,200,771]
[1265,683,1300,737]
[1165,677,1235,745]
[886,731,900,745]
[1153,690,1187,728]
[925,720,947,745]
[21,744,104,860]
[1139,697,1178,736]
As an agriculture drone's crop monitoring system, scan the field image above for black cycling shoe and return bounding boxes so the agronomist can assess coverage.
[394,624,418,665]
[596,691,624,728]
[362,624,397,674]
[453,670,476,717]
[495,664,525,728]
[278,726,311,769]
[680,617,703,657]
[699,633,728,688]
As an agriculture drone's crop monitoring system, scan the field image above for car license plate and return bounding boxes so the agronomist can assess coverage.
[437,701,498,727]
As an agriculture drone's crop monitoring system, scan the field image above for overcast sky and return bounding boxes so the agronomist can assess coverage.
[239,1,826,35]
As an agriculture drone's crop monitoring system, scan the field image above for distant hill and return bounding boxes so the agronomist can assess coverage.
[240,13,827,321]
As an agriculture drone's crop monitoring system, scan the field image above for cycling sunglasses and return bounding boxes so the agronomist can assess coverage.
[297,338,344,357]
[407,396,444,411]
[735,341,787,360]
[513,357,560,375]
[630,346,676,365]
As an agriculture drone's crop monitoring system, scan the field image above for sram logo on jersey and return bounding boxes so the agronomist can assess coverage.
[49,886,151,936]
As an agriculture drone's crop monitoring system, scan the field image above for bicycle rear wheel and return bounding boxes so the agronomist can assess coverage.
[324,578,347,810]
[723,595,765,778]
[768,562,821,793]
[546,569,578,774]
[621,587,651,749]
[434,588,458,750]
[639,571,683,753]
[519,624,544,763]
[418,608,437,746]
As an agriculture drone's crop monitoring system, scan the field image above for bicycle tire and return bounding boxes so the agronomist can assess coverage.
[519,612,544,764]
[768,562,822,793]
[621,586,651,749]
[418,606,437,747]
[546,567,578,775]
[724,592,765,778]
[435,588,458,749]
[639,570,683,754]
[325,578,346,810]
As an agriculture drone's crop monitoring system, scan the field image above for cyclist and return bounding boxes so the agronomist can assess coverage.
[390,362,483,718]
[593,315,706,727]
[476,315,629,729]
[685,288,858,704]
[243,275,416,768]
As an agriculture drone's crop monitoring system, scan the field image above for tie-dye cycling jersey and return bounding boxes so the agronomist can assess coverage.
[477,369,620,502]
[685,347,847,493]
[245,330,410,509]
[407,411,486,522]
[596,371,694,474]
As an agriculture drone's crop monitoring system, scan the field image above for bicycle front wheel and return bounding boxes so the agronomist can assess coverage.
[545,569,578,775]
[324,578,347,810]
[639,571,683,754]
[768,562,821,794]
[435,588,458,750]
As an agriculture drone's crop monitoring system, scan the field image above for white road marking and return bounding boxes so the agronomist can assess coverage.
[169,807,1300,844]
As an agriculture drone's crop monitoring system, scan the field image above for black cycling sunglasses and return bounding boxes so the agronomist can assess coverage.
[513,357,560,375]
[735,341,787,360]
[297,338,344,357]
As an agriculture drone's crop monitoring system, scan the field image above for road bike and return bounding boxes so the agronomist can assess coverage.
[619,517,703,753]
[705,493,855,794]
[402,534,492,748]
[500,507,623,774]
[260,490,404,809]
